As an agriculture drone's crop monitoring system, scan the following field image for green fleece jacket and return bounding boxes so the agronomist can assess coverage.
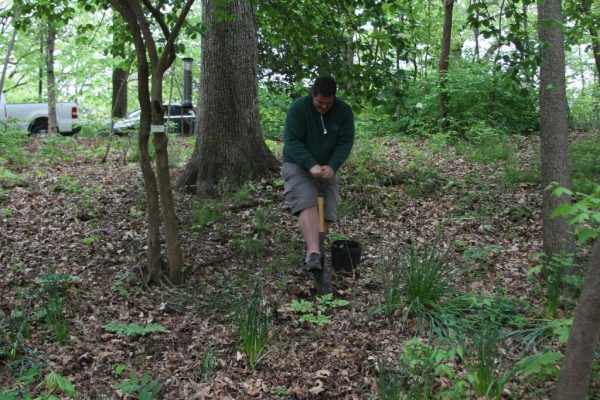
[283,95,355,172]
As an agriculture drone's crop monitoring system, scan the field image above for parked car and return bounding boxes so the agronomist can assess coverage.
[0,91,81,136]
[112,104,196,136]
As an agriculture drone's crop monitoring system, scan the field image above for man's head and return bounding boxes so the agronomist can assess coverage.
[312,76,336,115]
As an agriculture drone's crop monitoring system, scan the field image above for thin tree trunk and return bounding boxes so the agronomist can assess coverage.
[537,0,575,259]
[177,0,278,196]
[472,0,480,62]
[110,0,163,283]
[151,73,184,284]
[0,18,17,95]
[582,0,600,77]
[46,18,57,135]
[439,0,454,131]
[38,34,43,101]
[111,15,129,119]
[552,238,600,400]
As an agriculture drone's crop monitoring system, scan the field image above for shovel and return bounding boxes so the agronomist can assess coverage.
[313,187,333,294]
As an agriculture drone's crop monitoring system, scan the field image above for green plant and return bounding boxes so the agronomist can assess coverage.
[274,386,288,397]
[82,234,99,245]
[53,173,82,194]
[465,320,508,398]
[570,135,600,194]
[376,255,403,315]
[236,286,270,369]
[115,364,163,400]
[399,243,453,311]
[551,183,600,243]
[105,322,166,337]
[38,371,77,399]
[37,136,80,163]
[233,181,255,201]
[0,305,31,361]
[542,253,574,317]
[195,349,218,381]
[502,162,539,187]
[35,272,77,345]
[251,207,273,233]
[231,235,268,260]
[378,339,466,399]
[454,125,516,165]
[0,166,22,187]
[289,294,349,325]
[0,124,29,168]
[43,293,69,345]
[0,207,13,217]
[192,199,225,230]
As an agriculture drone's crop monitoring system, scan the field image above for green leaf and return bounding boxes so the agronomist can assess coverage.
[551,319,572,344]
[517,351,561,377]
[45,372,76,395]
[577,228,598,242]
[550,203,572,218]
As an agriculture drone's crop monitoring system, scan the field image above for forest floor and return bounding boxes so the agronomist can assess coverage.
[0,132,598,399]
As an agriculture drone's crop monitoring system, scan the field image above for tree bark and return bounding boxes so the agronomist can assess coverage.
[439,0,454,131]
[552,237,600,400]
[582,0,600,77]
[46,18,57,135]
[0,16,17,95]
[537,0,575,259]
[111,0,163,283]
[111,15,129,119]
[177,0,278,197]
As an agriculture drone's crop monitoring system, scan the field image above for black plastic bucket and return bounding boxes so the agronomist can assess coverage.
[331,240,361,273]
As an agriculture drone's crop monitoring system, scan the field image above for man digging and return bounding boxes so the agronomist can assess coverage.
[281,76,355,276]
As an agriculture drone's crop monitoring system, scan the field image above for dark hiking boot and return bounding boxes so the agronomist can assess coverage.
[303,252,322,273]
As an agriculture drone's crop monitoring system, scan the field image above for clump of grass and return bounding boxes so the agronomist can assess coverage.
[236,285,270,369]
[231,235,268,260]
[400,242,453,312]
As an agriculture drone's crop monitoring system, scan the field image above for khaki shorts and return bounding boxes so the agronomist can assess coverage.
[282,162,340,221]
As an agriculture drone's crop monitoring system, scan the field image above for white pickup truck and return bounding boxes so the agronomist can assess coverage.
[0,92,81,136]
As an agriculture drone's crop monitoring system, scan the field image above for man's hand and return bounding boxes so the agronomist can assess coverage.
[321,165,335,180]
[309,164,324,178]
[309,164,335,181]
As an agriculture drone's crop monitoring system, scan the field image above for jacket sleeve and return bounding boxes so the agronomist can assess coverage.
[327,106,355,171]
[283,102,318,170]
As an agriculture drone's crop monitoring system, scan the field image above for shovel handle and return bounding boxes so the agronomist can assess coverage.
[317,194,326,234]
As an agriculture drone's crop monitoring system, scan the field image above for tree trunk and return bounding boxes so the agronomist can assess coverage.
[0,17,17,95]
[110,0,164,284]
[439,0,454,131]
[46,18,57,135]
[472,0,480,62]
[177,0,278,197]
[111,15,128,119]
[582,0,600,77]
[552,237,600,400]
[537,0,575,259]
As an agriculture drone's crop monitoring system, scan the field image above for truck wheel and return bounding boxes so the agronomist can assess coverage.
[31,123,49,137]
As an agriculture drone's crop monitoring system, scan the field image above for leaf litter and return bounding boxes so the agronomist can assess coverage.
[0,134,595,398]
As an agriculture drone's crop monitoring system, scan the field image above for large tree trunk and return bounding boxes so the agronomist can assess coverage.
[537,0,575,259]
[177,0,278,197]
[438,0,454,131]
[46,18,57,135]
[552,237,600,400]
[111,15,128,119]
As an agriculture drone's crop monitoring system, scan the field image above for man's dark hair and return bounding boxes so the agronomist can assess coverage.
[312,76,337,97]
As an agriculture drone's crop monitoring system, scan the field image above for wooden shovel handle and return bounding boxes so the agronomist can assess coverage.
[317,194,326,234]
